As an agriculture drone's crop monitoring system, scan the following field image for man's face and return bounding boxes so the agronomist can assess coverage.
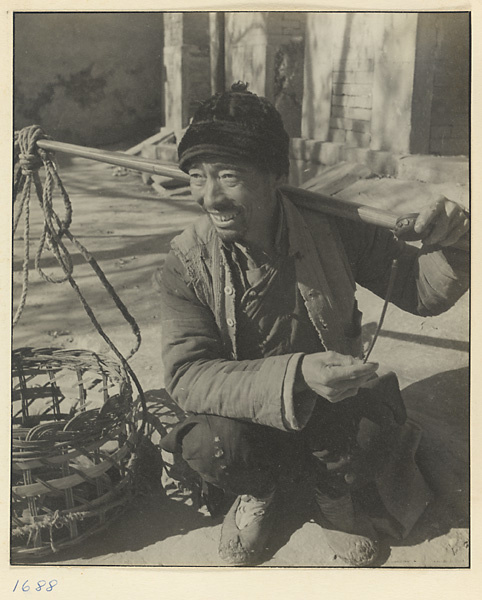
[188,158,281,245]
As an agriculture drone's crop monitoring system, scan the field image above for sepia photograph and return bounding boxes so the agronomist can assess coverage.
[10,8,470,574]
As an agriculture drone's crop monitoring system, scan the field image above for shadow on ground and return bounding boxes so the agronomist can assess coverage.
[362,321,469,354]
[373,366,469,564]
[404,367,469,528]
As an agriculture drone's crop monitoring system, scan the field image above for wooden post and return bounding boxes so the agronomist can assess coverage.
[409,14,436,155]
[301,14,335,140]
[370,13,419,153]
[209,12,225,94]
[163,13,211,135]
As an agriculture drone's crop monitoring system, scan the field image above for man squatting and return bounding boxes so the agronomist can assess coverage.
[159,83,469,566]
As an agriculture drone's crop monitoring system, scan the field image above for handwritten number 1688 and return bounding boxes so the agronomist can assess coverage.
[13,580,58,592]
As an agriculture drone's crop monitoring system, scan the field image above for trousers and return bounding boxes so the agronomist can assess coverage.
[160,373,434,538]
[160,376,405,498]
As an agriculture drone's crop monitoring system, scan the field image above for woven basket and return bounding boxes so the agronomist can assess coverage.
[11,347,143,559]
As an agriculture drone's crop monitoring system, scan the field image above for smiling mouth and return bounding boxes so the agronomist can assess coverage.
[208,210,242,226]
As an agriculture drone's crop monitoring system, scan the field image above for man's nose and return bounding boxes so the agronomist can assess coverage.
[199,176,223,208]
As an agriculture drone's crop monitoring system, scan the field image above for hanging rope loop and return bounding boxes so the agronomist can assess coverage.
[13,125,146,432]
[15,125,51,175]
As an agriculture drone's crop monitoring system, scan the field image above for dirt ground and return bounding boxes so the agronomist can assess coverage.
[12,154,469,568]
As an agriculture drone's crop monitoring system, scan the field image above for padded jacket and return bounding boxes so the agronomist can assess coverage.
[159,194,469,431]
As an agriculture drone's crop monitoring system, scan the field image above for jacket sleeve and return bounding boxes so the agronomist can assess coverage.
[334,218,469,316]
[159,251,307,431]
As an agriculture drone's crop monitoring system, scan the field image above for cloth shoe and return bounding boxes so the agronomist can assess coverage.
[315,488,379,567]
[218,489,277,566]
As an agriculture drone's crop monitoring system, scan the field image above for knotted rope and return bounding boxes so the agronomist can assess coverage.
[13,125,146,430]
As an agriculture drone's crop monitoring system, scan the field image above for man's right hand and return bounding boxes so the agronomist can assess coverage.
[299,351,379,403]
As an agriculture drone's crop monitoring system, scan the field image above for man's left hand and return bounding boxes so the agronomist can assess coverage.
[414,196,469,247]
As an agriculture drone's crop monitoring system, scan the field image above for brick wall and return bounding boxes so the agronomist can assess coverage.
[330,60,373,147]
[326,14,380,150]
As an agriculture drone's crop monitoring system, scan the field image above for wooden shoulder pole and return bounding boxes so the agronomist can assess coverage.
[35,138,469,252]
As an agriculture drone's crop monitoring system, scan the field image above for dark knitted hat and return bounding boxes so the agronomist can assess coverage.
[178,82,290,177]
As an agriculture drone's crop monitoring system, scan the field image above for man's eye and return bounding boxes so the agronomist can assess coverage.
[220,173,239,183]
[189,173,206,184]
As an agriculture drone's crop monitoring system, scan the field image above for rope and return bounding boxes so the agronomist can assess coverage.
[13,125,146,432]
[12,179,31,327]
[363,258,399,363]
[12,500,129,555]
[12,127,48,327]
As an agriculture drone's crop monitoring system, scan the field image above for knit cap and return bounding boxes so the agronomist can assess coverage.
[178,82,290,177]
